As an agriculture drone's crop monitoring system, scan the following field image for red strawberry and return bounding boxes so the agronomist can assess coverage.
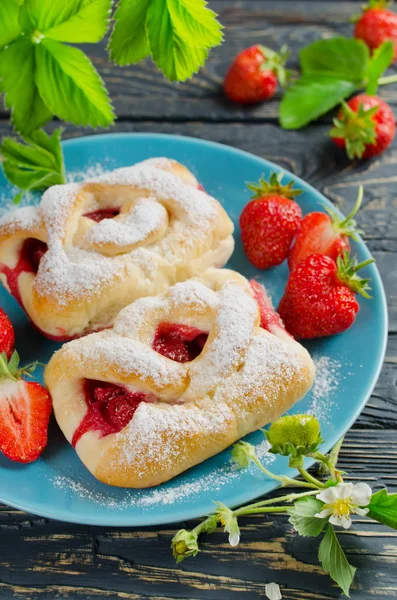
[223,45,290,104]
[0,352,51,463]
[278,252,374,339]
[0,308,14,360]
[331,95,396,159]
[240,173,302,269]
[288,186,364,271]
[354,0,397,62]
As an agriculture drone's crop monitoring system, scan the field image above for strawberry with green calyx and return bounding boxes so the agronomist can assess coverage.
[278,252,375,339]
[354,0,397,63]
[330,95,396,159]
[0,351,51,463]
[247,172,303,200]
[288,186,364,271]
[240,172,302,269]
[223,45,291,104]
[264,414,323,468]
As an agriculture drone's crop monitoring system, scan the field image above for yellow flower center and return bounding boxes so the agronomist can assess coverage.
[332,499,352,517]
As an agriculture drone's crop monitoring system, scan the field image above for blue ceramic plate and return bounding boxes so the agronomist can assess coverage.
[0,134,387,526]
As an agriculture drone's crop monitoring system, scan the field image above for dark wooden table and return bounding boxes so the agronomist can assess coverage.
[1,2,397,598]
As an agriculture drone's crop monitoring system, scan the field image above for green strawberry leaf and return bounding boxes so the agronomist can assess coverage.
[319,524,356,597]
[0,37,52,134]
[108,0,151,65]
[0,128,66,203]
[45,0,112,44]
[280,75,358,130]
[288,497,328,537]
[35,38,115,128]
[367,488,397,530]
[110,0,222,75]
[146,0,222,81]
[167,0,223,48]
[0,0,21,49]
[280,37,371,130]
[300,37,370,81]
[366,41,394,95]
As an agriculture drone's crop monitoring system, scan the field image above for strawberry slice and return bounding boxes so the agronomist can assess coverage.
[0,352,51,463]
[288,186,364,271]
[0,308,15,360]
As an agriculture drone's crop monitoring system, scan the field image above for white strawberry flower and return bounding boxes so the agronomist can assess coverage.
[315,482,372,529]
[215,502,240,547]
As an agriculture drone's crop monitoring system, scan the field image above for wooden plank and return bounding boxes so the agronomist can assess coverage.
[1,2,397,122]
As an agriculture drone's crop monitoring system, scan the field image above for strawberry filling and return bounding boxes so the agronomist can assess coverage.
[153,323,208,363]
[0,238,48,307]
[250,280,290,336]
[72,380,150,446]
[84,208,120,222]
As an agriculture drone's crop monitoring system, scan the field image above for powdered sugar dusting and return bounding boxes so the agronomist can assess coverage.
[307,355,342,421]
[83,197,167,248]
[67,162,113,183]
[115,400,233,479]
[1,158,233,319]
[50,434,275,510]
[188,283,258,395]
[65,333,185,389]
[0,205,42,232]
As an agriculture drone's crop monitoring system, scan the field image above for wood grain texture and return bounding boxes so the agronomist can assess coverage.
[1,0,397,597]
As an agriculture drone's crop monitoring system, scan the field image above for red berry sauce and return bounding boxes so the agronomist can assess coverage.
[250,280,290,335]
[72,380,150,446]
[84,208,120,222]
[153,322,208,363]
[0,238,48,307]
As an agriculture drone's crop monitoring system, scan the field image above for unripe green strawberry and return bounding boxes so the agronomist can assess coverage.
[265,414,322,466]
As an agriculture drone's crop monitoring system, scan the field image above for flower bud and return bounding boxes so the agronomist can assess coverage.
[231,440,257,469]
[171,529,199,563]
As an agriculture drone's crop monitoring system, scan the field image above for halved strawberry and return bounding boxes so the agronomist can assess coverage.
[0,352,51,463]
[288,186,364,271]
[0,308,15,360]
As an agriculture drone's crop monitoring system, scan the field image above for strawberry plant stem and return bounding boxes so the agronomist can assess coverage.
[297,467,326,488]
[339,185,363,227]
[232,489,320,515]
[251,455,316,488]
[378,74,397,85]
[235,506,289,515]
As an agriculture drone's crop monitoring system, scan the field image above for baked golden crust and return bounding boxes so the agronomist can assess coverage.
[0,158,234,339]
[45,269,315,488]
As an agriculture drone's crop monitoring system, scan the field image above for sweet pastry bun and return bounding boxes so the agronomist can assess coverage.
[0,158,234,339]
[45,269,315,488]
